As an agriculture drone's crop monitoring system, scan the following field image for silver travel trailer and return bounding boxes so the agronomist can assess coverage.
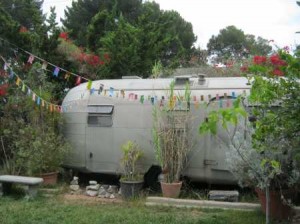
[61,75,251,184]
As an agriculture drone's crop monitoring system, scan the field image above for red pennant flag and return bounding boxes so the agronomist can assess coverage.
[27,55,35,64]
[75,76,81,86]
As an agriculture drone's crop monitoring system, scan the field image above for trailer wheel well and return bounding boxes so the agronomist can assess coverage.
[143,165,162,191]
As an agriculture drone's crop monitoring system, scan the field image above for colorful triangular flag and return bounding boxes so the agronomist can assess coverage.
[75,76,81,86]
[87,80,92,90]
[27,55,35,64]
[42,61,48,70]
[53,67,60,77]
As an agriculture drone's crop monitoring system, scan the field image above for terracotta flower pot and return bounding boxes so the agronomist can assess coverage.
[40,172,59,185]
[255,188,293,220]
[161,181,182,198]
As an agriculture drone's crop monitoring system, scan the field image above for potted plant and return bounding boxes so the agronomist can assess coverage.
[119,140,144,199]
[33,127,71,185]
[152,81,194,198]
[200,48,300,223]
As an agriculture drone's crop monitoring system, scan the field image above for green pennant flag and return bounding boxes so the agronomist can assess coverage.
[87,80,92,90]
[22,83,26,92]
[140,95,145,104]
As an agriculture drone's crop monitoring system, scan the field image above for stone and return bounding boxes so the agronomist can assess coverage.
[102,185,109,190]
[86,190,98,197]
[86,184,100,191]
[70,176,79,185]
[89,180,97,185]
[208,190,239,202]
[109,194,115,199]
[70,185,80,191]
[107,185,118,194]
[98,186,106,196]
[105,192,111,198]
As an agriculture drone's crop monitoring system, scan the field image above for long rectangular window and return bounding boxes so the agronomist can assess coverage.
[87,105,114,127]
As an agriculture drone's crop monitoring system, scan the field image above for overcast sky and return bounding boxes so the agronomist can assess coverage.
[42,0,300,49]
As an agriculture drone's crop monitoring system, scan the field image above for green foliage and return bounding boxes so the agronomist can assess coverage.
[199,48,300,194]
[62,0,196,78]
[0,61,71,176]
[152,82,193,183]
[0,91,71,175]
[207,25,272,63]
[120,141,144,181]
[199,97,247,135]
[99,15,142,78]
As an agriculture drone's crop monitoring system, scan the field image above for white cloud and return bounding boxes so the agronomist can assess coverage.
[154,0,300,49]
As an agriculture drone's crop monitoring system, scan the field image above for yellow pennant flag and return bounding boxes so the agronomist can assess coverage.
[87,80,92,90]
[16,77,21,86]
[64,72,70,80]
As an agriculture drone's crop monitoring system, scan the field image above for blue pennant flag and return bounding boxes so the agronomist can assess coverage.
[53,67,60,77]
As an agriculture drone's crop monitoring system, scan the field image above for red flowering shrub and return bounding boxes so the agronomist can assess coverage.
[253,56,267,65]
[272,68,284,76]
[59,32,69,41]
[269,54,286,66]
[241,53,287,77]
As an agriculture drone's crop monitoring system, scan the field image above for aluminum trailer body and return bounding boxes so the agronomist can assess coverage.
[61,76,250,184]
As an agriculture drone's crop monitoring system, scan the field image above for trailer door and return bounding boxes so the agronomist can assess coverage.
[85,105,115,173]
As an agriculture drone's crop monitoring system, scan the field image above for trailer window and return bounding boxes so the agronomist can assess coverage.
[87,105,114,127]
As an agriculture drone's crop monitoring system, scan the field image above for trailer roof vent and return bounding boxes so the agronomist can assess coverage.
[198,74,206,85]
[122,76,142,79]
[174,76,191,86]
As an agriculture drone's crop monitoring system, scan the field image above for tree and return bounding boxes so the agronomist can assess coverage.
[207,25,272,63]
[0,0,44,31]
[86,10,116,52]
[98,15,142,78]
[63,0,142,47]
[62,0,197,78]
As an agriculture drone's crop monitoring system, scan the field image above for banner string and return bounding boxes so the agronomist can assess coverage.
[0,55,62,112]
[0,36,90,83]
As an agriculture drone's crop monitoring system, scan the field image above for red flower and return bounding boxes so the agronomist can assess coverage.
[272,68,284,76]
[86,54,101,66]
[253,56,267,65]
[59,32,68,40]
[270,54,286,66]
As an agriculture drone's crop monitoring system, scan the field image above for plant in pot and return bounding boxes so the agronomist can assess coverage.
[152,81,194,198]
[0,62,71,185]
[119,140,144,199]
[200,49,300,223]
[32,127,71,185]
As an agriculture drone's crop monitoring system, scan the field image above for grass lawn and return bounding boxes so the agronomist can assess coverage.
[0,193,267,224]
